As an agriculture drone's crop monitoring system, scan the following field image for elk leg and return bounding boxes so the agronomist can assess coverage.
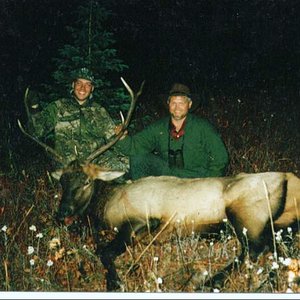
[207,219,273,290]
[99,239,126,291]
[205,236,248,290]
[97,223,134,291]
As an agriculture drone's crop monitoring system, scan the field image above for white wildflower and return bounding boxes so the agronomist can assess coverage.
[36,233,43,239]
[153,256,159,262]
[29,259,35,266]
[271,262,279,270]
[282,258,292,266]
[242,227,248,236]
[1,225,7,232]
[47,260,54,267]
[287,227,292,233]
[288,271,296,283]
[29,225,37,232]
[54,194,59,199]
[275,230,283,241]
[213,288,220,293]
[27,246,34,255]
[203,270,208,276]
[209,241,214,247]
[113,227,119,232]
[157,277,163,284]
[223,218,228,223]
[256,268,263,275]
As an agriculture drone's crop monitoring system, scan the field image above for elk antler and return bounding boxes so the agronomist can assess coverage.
[85,78,145,163]
[18,87,65,164]
[17,119,65,164]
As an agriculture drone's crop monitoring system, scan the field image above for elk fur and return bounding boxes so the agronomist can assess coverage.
[55,164,300,291]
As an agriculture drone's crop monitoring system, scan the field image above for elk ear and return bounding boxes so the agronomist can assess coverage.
[83,164,125,181]
[96,170,125,181]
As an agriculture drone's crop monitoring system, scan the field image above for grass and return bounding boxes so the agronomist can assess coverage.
[0,91,299,293]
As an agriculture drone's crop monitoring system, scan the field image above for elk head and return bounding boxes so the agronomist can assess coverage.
[55,161,125,225]
[18,78,145,225]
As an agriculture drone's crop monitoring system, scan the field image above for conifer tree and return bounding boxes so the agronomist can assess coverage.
[47,0,129,119]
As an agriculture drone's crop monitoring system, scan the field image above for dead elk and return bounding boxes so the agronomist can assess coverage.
[56,168,300,291]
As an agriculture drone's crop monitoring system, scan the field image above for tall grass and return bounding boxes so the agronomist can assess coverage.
[0,92,299,292]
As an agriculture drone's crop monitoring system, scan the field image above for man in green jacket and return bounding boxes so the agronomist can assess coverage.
[117,83,229,179]
[27,67,128,173]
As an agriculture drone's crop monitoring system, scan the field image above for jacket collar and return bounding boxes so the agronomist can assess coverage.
[72,96,93,108]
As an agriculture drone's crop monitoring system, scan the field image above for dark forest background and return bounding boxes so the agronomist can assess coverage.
[0,0,300,173]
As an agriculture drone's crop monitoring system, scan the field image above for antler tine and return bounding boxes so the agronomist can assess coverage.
[121,77,145,129]
[17,119,65,164]
[119,111,125,126]
[85,78,145,163]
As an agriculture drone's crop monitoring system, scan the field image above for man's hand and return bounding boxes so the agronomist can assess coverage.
[114,124,128,140]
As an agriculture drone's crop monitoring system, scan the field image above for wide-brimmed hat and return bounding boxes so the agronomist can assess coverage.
[157,82,203,113]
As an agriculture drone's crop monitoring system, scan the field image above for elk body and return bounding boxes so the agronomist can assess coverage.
[19,79,300,291]
[55,166,300,291]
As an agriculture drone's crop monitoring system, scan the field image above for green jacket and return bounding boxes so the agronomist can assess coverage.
[117,114,229,177]
[29,97,128,170]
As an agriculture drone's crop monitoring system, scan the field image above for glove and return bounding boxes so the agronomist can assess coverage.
[114,124,128,140]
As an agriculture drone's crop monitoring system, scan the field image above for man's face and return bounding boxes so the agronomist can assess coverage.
[168,95,192,121]
[73,78,94,102]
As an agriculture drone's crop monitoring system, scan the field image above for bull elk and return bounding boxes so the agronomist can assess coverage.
[18,80,300,292]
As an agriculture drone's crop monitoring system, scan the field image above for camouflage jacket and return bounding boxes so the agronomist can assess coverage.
[29,97,129,171]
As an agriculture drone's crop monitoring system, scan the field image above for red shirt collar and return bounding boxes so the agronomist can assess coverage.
[169,119,186,140]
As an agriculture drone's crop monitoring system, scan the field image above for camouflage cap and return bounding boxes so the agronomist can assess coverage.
[72,67,95,84]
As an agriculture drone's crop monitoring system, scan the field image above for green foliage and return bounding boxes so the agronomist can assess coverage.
[44,0,128,114]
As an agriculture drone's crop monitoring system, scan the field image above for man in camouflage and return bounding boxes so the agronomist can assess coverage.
[28,68,129,173]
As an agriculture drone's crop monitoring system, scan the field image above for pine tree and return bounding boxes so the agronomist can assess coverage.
[46,0,129,120]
